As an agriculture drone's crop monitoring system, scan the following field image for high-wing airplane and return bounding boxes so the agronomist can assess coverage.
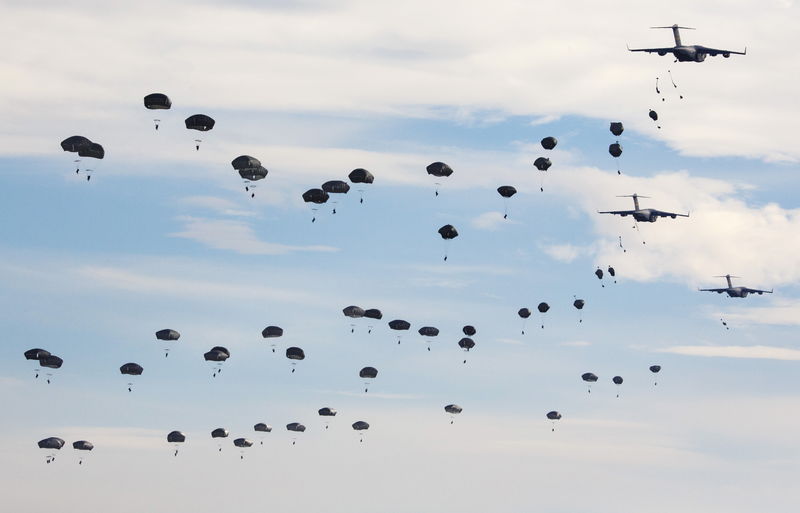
[598,194,689,222]
[628,25,746,62]
[699,275,772,298]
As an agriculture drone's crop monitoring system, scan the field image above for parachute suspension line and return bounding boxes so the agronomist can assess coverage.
[74,159,81,173]
[521,319,527,335]
[668,69,683,99]
[434,182,440,197]
[551,421,556,432]
[357,189,365,204]
[194,139,202,151]
[153,119,160,130]
[539,171,545,192]
[632,222,647,245]
[619,236,626,253]
[655,76,664,102]
[503,199,509,219]
[311,207,318,223]
[443,240,449,262]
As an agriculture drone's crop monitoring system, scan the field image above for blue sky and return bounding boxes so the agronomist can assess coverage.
[2,1,800,512]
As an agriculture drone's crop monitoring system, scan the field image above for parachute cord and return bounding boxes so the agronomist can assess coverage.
[668,69,683,99]
[619,235,626,253]
[539,172,545,192]
[632,222,647,245]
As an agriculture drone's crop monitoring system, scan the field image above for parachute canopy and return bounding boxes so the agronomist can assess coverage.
[573,299,585,310]
[537,302,550,313]
[613,376,624,385]
[352,421,369,431]
[518,308,531,319]
[38,437,65,450]
[286,347,305,361]
[185,114,215,131]
[286,422,306,432]
[418,326,439,337]
[388,319,411,331]
[497,186,517,198]
[610,122,624,136]
[343,305,366,318]
[438,224,458,240]
[546,411,562,420]
[649,365,661,373]
[261,326,284,338]
[541,136,558,150]
[234,438,253,448]
[204,348,229,362]
[533,157,552,171]
[302,188,329,204]
[649,110,659,121]
[39,355,63,369]
[595,268,604,280]
[348,168,374,184]
[322,180,350,194]
[211,428,229,439]
[24,348,51,360]
[444,404,462,415]
[364,308,383,320]
[426,162,453,177]
[608,266,616,277]
[318,407,337,417]
[359,366,378,379]
[61,136,92,152]
[119,363,143,376]
[155,329,180,341]
[78,142,104,159]
[581,372,598,383]
[144,93,171,110]
[458,337,475,350]
[254,423,272,433]
[462,325,476,336]
[609,143,622,158]
[167,431,186,443]
[72,440,94,451]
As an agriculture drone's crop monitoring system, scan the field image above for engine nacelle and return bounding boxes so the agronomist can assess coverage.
[695,52,707,62]
[658,50,667,56]
[648,213,658,223]
[741,291,749,297]
[723,52,730,58]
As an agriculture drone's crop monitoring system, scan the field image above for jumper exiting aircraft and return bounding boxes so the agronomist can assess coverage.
[628,25,746,62]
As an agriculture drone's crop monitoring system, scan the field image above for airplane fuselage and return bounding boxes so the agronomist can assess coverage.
[618,209,678,223]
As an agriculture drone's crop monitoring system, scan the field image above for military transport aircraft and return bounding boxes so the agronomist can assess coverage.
[628,25,746,62]
[699,275,773,298]
[598,194,689,222]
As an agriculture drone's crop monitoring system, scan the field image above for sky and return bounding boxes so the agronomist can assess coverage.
[2,1,800,512]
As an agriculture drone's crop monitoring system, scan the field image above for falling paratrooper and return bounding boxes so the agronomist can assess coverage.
[359,366,378,392]
[546,411,562,432]
[388,319,411,344]
[497,186,517,219]
[426,161,453,197]
[155,329,180,358]
[438,224,458,261]
[184,114,215,150]
[533,157,552,192]
[203,346,230,378]
[582,372,598,393]
[231,155,268,198]
[143,93,171,130]
[286,346,305,373]
[119,362,143,392]
[348,168,374,204]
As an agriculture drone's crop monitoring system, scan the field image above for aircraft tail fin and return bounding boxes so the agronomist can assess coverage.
[650,25,695,47]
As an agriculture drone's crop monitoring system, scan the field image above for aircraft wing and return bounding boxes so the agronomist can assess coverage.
[701,46,747,56]
[597,210,636,216]
[698,288,727,293]
[743,287,773,294]
[653,210,689,218]
[627,46,675,54]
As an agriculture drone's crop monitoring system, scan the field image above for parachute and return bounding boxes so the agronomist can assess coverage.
[650,365,661,386]
[438,224,458,261]
[303,188,329,222]
[649,109,661,129]
[458,337,475,364]
[262,325,283,353]
[254,423,272,445]
[321,180,350,213]
[38,437,65,464]
[389,319,411,343]
[144,93,171,130]
[462,325,476,336]
[595,267,604,287]
[61,136,92,153]
[582,372,598,393]
[518,307,531,334]
[318,407,337,429]
[234,438,253,458]
[537,302,550,329]
[119,362,144,392]
[184,114,215,150]
[573,298,585,323]
[497,186,517,218]
[612,376,623,398]
[444,404,462,424]
[348,168,374,204]
[546,411,562,431]
[286,346,305,373]
[155,329,180,358]
[609,143,623,174]
[167,430,186,456]
[609,122,624,137]
[343,305,366,333]
[419,326,439,351]
[608,266,617,283]
[541,136,558,150]
[24,348,50,379]
[212,428,230,452]
[203,346,230,378]
[286,422,306,445]
[533,157,553,191]
[426,162,453,196]
[359,366,378,393]
[231,155,268,198]
[72,440,93,465]
[39,355,63,384]
[352,421,369,442]
[364,309,382,333]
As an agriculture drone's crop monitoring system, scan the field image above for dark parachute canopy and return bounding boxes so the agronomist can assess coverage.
[156,329,180,341]
[167,431,186,443]
[426,162,453,177]
[359,366,378,379]
[352,421,369,431]
[462,325,476,336]
[444,404,462,414]
[72,440,94,451]
[254,423,272,433]
[61,136,92,153]
[582,372,598,382]
[497,186,517,198]
[537,302,550,313]
[318,407,337,417]
[120,363,143,375]
[389,319,411,331]
[458,337,475,350]
[25,348,51,360]
[649,109,659,121]
[211,428,230,439]
[234,438,253,448]
[286,422,306,432]
[364,308,383,320]
[613,376,623,385]
[573,299,585,310]
[348,168,374,184]
[610,122,624,137]
[438,224,458,240]
[322,180,351,194]
[540,136,558,150]
[650,365,661,373]
[144,93,171,110]
[185,114,215,131]
[302,188,329,204]
[418,326,439,337]
[518,308,531,319]
[231,156,268,194]
[261,326,284,338]
[533,157,552,171]
[38,437,66,450]
[204,348,229,362]
[608,143,622,158]
[546,411,562,420]
[286,346,305,360]
[39,355,63,369]
[343,305,366,318]
[78,142,104,159]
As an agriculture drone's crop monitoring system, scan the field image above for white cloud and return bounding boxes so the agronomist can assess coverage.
[542,243,591,263]
[180,196,256,217]
[717,298,800,326]
[471,211,513,231]
[170,216,338,255]
[658,345,800,361]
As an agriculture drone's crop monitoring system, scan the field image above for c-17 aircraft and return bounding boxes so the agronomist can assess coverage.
[699,274,772,298]
[628,25,746,62]
[598,193,689,222]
